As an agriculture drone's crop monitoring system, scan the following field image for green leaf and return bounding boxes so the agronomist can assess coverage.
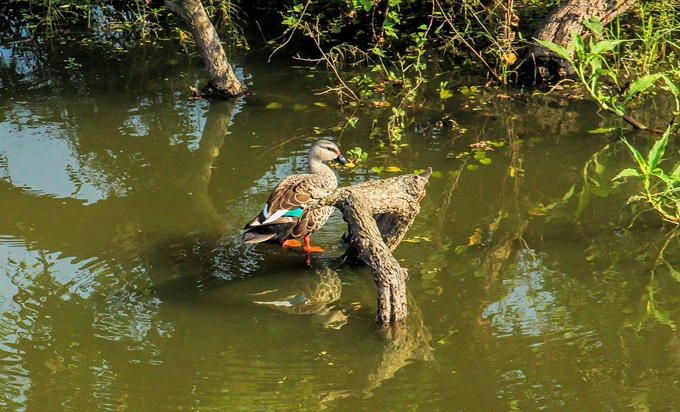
[371,47,385,57]
[534,38,571,61]
[575,186,591,219]
[588,56,603,72]
[647,127,669,171]
[625,73,663,103]
[661,74,680,102]
[562,184,576,202]
[588,127,618,134]
[622,138,648,174]
[590,40,624,54]
[583,16,603,34]
[670,164,680,180]
[612,168,642,180]
[571,29,585,53]
[440,89,454,100]
[357,0,373,12]
[670,266,680,283]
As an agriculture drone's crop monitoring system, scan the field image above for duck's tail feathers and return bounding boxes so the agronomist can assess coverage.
[241,231,276,244]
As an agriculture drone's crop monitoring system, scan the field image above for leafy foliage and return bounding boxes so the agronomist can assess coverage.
[536,18,680,132]
[614,126,680,225]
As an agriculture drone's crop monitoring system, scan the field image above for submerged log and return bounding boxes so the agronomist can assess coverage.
[310,168,431,325]
[165,0,246,97]
[521,0,636,83]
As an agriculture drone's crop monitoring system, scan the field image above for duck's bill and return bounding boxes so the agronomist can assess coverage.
[335,154,349,165]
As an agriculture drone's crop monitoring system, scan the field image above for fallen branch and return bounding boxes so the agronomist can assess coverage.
[309,168,432,325]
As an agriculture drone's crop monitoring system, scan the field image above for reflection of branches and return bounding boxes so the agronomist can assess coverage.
[364,292,434,396]
[470,125,532,327]
[438,153,467,231]
[248,261,433,402]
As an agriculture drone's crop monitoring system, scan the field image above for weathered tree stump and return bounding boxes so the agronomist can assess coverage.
[310,168,431,325]
[521,0,636,83]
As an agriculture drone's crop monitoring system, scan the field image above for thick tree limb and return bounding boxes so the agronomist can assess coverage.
[310,168,431,325]
[165,0,245,97]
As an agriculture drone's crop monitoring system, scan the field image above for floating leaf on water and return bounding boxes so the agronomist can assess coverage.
[587,127,618,134]
[344,162,356,168]
[431,170,442,178]
[293,103,307,111]
[265,102,283,109]
[478,157,492,165]
[468,228,482,246]
[371,166,385,173]
[440,89,454,99]
[385,166,402,172]
[509,166,524,177]
[403,236,431,243]
[314,102,326,107]
[413,169,426,174]
[466,164,479,171]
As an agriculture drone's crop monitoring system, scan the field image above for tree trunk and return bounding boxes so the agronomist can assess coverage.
[311,168,431,325]
[521,0,636,84]
[165,0,246,97]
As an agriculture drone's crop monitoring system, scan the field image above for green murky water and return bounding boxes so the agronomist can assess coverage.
[2,44,680,411]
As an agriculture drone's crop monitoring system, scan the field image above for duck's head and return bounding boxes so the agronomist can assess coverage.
[310,140,348,165]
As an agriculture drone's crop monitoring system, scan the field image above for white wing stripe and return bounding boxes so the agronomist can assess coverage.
[262,208,289,224]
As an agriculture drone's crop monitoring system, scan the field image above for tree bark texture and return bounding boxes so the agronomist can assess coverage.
[522,0,636,83]
[165,0,245,97]
[311,169,431,325]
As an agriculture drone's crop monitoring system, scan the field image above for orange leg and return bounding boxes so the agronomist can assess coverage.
[303,236,325,266]
[282,237,324,265]
[303,236,325,253]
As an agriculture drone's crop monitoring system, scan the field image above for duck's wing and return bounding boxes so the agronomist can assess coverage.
[290,205,335,238]
[244,174,314,228]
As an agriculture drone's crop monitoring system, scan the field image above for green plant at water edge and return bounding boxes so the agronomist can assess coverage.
[535,18,680,132]
[613,126,680,225]
[345,146,368,164]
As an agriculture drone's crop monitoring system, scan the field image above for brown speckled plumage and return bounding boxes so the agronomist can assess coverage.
[241,140,347,246]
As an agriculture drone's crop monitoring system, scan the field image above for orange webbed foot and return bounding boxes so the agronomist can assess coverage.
[304,246,326,253]
[282,239,302,248]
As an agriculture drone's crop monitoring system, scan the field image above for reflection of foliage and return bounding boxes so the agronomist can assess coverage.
[573,142,627,219]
